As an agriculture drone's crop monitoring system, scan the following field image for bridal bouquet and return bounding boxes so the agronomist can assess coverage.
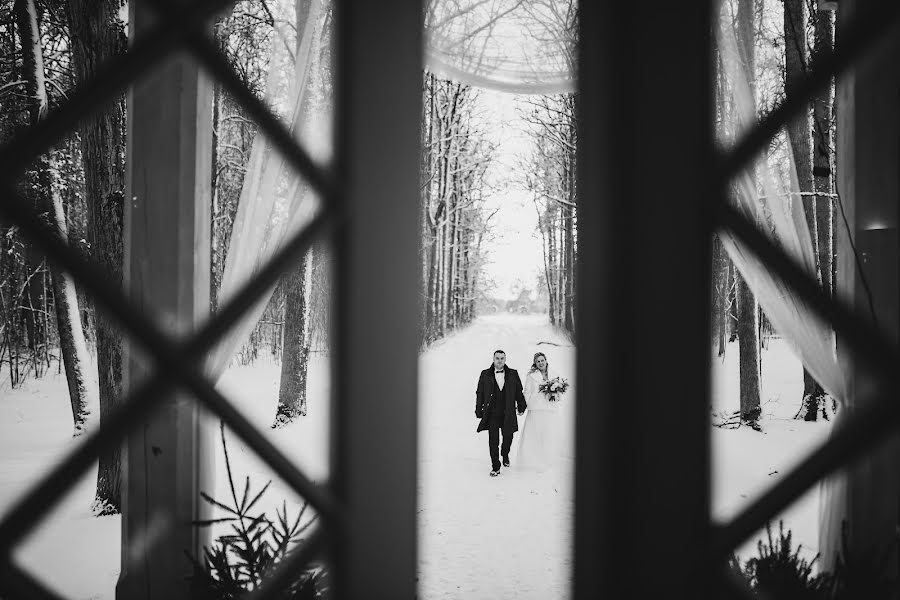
[538,377,569,402]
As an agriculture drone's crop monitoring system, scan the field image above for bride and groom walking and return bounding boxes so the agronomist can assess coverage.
[474,349,564,476]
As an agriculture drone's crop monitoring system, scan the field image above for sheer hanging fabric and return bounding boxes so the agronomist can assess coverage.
[425,0,577,94]
[716,25,847,403]
[206,0,330,380]
[716,17,849,568]
[208,0,579,380]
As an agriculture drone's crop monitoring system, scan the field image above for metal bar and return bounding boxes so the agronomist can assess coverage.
[0,559,67,600]
[0,186,340,552]
[718,1,900,183]
[332,0,422,598]
[575,3,714,598]
[0,0,234,182]
[142,0,334,199]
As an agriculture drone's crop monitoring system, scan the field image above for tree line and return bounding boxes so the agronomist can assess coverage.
[420,72,495,345]
[0,0,334,515]
[521,92,577,336]
[1,0,505,518]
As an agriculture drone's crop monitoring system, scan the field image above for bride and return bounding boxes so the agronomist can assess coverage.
[517,352,562,472]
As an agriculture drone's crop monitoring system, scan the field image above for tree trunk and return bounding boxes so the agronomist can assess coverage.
[451,198,461,328]
[813,6,836,420]
[66,0,127,513]
[565,207,575,332]
[437,213,445,334]
[548,206,557,325]
[447,179,458,331]
[538,208,553,322]
[813,9,835,300]
[464,230,472,322]
[45,160,96,435]
[425,223,438,341]
[736,0,761,425]
[565,126,576,332]
[272,0,317,426]
[421,73,434,341]
[13,0,45,359]
[785,0,827,420]
[737,273,761,422]
[308,239,331,353]
[15,0,94,435]
[713,236,728,355]
[555,208,564,326]
[274,253,310,426]
[726,260,737,342]
[210,69,221,313]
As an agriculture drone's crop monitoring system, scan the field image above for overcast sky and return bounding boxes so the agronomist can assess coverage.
[476,89,545,301]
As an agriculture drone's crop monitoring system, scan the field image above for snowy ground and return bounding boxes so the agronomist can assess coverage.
[710,334,833,562]
[0,313,831,598]
[417,314,576,600]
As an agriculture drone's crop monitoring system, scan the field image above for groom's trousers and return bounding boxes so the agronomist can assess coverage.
[488,415,513,471]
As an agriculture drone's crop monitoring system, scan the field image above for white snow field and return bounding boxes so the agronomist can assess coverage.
[0,313,832,598]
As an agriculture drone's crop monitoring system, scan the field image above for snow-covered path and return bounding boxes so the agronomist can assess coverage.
[418,314,576,600]
[0,313,835,599]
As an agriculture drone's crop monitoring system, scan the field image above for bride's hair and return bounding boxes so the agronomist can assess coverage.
[529,352,548,373]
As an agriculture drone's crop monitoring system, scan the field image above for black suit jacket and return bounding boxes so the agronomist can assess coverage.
[475,365,527,433]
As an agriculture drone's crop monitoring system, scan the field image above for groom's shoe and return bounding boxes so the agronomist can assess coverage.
[490,469,500,477]
[502,456,510,468]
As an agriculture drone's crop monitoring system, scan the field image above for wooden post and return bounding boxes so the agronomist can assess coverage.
[823,0,900,576]
[331,1,422,597]
[575,4,714,598]
[117,1,213,597]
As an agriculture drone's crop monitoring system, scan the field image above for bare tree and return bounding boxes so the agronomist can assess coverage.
[421,74,494,344]
[811,4,836,417]
[15,0,93,435]
[784,0,829,421]
[66,0,127,513]
[274,0,315,426]
[735,0,762,427]
[521,93,577,335]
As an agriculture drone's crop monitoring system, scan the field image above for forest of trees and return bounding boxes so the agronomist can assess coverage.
[2,0,125,512]
[420,73,495,344]
[0,0,502,517]
[522,93,577,336]
[0,0,337,514]
[0,0,841,524]
[712,0,836,428]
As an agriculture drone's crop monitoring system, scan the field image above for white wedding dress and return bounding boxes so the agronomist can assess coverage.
[516,368,562,472]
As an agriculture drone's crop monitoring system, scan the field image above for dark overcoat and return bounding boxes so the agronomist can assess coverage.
[474,365,527,434]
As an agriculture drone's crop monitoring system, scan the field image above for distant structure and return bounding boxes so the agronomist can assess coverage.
[508,287,536,314]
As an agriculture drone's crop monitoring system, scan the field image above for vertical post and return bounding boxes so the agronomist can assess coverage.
[575,4,714,598]
[117,2,212,598]
[824,0,900,576]
[332,0,422,598]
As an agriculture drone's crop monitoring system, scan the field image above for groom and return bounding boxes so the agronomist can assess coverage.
[475,350,527,476]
